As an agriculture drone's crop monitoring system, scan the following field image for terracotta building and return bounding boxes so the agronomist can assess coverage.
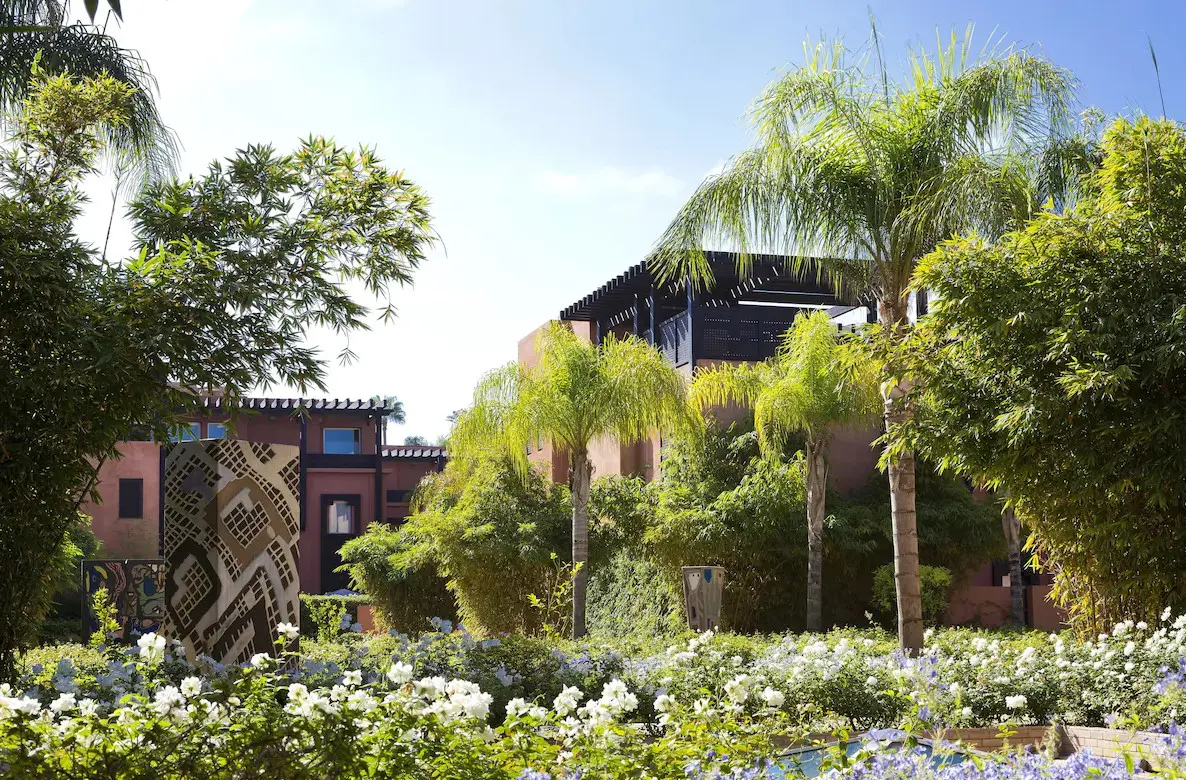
[82,397,445,595]
[519,251,880,492]
[520,252,1062,630]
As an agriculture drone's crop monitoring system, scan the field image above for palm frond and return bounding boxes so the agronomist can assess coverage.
[0,21,178,187]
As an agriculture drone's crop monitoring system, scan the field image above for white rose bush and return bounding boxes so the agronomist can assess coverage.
[9,614,1186,777]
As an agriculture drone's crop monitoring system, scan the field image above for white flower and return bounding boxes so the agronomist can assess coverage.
[654,693,675,713]
[387,662,413,685]
[78,699,99,717]
[49,693,76,714]
[554,685,583,715]
[948,682,961,695]
[180,677,202,698]
[1136,621,1149,631]
[1163,607,1173,622]
[1005,694,1028,710]
[343,670,363,688]
[276,622,300,641]
[250,653,271,668]
[723,674,752,704]
[137,632,167,664]
[866,676,880,688]
[759,687,785,708]
[962,707,973,718]
[505,698,530,718]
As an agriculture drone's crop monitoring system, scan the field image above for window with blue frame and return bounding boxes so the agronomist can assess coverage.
[206,422,227,439]
[168,422,200,442]
[323,428,361,455]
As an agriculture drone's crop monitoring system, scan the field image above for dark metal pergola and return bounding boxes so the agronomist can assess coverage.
[557,252,868,365]
[560,251,849,326]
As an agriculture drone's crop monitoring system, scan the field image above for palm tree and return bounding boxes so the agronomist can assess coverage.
[449,322,688,638]
[650,29,1074,653]
[689,311,876,631]
[0,1,177,184]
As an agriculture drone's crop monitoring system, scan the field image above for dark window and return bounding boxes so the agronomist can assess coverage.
[387,516,406,527]
[323,428,361,454]
[386,489,409,503]
[118,478,144,519]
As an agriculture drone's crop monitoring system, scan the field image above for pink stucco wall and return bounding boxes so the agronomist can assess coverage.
[83,441,161,559]
[85,408,442,595]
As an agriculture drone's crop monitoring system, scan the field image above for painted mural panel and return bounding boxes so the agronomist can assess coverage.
[163,440,300,664]
[82,559,167,639]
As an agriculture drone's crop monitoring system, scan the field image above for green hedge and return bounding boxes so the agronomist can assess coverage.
[298,594,370,638]
[586,550,683,640]
[871,564,953,626]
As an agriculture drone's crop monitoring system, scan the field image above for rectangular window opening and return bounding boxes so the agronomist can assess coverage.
[206,422,228,440]
[326,499,356,535]
[168,422,200,442]
[323,428,361,455]
[118,478,144,519]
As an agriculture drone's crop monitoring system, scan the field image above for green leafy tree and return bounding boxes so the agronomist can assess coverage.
[1,1,177,184]
[449,322,688,638]
[392,455,574,635]
[689,311,876,630]
[0,73,434,679]
[403,435,429,446]
[650,29,1074,652]
[899,116,1186,633]
[645,424,810,632]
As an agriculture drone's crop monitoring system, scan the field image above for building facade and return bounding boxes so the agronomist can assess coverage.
[82,397,445,595]
[520,251,881,491]
[520,252,1061,629]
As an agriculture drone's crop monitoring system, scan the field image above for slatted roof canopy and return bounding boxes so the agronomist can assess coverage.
[558,251,847,326]
[381,445,447,460]
[193,396,393,412]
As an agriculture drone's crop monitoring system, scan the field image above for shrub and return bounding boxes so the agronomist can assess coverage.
[872,564,953,626]
[384,455,575,635]
[337,523,456,633]
[586,550,683,640]
[299,594,370,639]
[644,423,811,632]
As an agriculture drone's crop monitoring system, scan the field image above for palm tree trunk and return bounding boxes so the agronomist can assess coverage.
[1003,506,1025,626]
[880,298,924,655]
[570,447,593,639]
[805,438,828,632]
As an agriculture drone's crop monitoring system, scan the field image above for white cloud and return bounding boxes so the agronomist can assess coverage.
[533,167,683,198]
[702,160,727,178]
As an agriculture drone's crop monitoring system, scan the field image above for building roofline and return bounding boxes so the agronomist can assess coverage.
[193,396,391,413]
[381,445,447,460]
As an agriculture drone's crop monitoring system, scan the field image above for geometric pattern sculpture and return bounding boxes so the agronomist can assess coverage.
[162,440,300,664]
[682,565,726,632]
[81,559,167,640]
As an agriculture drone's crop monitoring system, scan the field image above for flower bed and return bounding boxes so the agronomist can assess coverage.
[8,615,1186,778]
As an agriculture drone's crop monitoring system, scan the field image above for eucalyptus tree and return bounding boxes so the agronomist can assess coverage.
[650,29,1074,652]
[449,322,689,638]
[689,311,876,631]
[1,0,176,184]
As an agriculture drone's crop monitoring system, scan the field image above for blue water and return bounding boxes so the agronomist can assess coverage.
[768,737,970,778]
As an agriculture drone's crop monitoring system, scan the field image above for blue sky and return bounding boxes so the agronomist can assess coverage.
[77,0,1184,440]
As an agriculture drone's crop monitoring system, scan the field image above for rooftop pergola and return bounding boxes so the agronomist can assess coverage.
[557,252,870,365]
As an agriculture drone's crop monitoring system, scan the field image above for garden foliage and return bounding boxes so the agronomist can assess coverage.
[10,617,1186,777]
[901,116,1186,631]
[872,564,953,626]
[0,72,434,679]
